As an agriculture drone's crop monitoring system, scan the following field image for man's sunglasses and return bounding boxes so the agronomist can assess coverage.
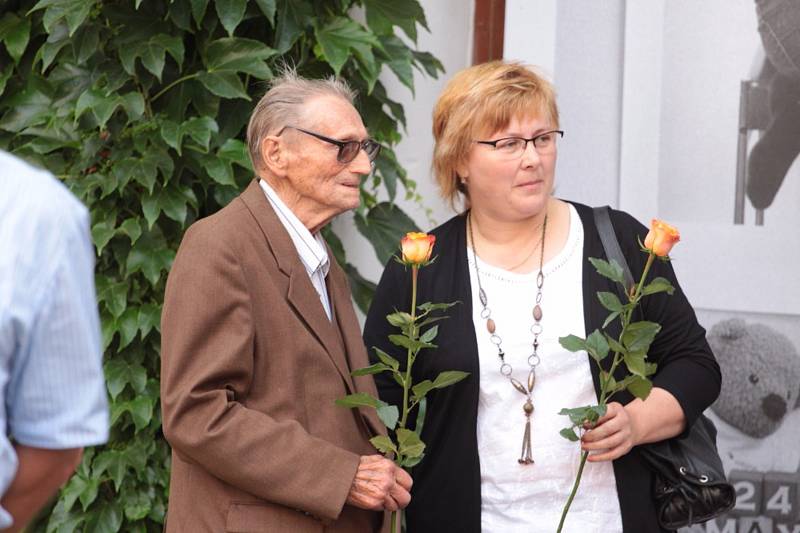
[280,126,381,164]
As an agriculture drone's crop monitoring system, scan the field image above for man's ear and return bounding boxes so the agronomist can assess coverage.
[261,136,288,177]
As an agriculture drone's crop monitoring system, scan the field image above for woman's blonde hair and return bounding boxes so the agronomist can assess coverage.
[432,61,559,209]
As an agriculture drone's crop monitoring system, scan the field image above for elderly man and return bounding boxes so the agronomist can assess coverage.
[160,72,411,532]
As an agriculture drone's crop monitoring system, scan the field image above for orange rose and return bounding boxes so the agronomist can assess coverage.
[401,232,435,265]
[644,219,680,257]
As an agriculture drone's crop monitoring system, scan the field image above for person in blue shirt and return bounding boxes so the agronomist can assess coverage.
[0,151,108,531]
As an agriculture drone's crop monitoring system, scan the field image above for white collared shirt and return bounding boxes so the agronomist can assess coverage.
[258,179,332,320]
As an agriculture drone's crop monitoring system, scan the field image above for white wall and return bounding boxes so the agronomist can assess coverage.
[334,0,473,293]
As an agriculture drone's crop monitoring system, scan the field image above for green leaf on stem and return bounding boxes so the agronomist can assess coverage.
[642,277,675,296]
[622,321,661,353]
[623,351,648,377]
[370,435,397,454]
[597,291,624,312]
[411,379,433,400]
[417,301,459,314]
[419,325,438,344]
[386,311,413,328]
[644,362,658,376]
[432,370,469,389]
[585,330,610,362]
[335,392,380,409]
[373,347,400,371]
[626,376,653,399]
[396,428,425,459]
[589,257,625,284]
[600,371,616,392]
[414,397,427,437]
[376,402,399,430]
[602,311,621,329]
[560,427,580,442]
[559,405,607,426]
[351,363,392,376]
[388,334,434,352]
[559,334,586,353]
[605,334,625,355]
[401,454,424,468]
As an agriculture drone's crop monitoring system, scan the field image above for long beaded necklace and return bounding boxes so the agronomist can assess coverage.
[468,210,548,465]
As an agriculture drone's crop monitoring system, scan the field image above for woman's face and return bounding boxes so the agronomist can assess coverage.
[459,113,557,222]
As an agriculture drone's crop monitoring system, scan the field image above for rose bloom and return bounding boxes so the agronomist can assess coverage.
[644,219,680,257]
[401,232,435,265]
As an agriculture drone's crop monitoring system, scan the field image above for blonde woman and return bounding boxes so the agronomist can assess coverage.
[364,61,720,533]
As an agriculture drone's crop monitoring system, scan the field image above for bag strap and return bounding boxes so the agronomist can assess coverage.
[593,206,634,293]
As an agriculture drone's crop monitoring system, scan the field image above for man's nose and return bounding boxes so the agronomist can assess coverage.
[349,147,373,175]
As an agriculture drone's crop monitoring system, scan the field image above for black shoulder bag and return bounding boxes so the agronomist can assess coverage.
[593,206,736,530]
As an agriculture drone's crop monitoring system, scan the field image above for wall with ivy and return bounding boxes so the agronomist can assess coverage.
[0,0,443,530]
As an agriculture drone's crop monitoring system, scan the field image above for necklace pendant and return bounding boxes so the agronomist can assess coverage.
[533,304,543,321]
[518,406,534,465]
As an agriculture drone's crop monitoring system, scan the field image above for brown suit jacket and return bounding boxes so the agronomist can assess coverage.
[161,180,386,532]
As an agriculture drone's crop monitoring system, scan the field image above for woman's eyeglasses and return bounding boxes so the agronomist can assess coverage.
[475,130,564,158]
[281,126,381,164]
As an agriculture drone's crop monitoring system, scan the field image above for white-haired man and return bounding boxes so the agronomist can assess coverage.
[160,72,410,532]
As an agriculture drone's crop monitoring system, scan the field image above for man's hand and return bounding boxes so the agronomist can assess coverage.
[345,455,412,512]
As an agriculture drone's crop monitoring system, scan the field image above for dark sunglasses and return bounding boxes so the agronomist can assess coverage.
[280,126,381,164]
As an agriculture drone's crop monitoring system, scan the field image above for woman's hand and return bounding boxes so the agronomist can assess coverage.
[581,402,640,462]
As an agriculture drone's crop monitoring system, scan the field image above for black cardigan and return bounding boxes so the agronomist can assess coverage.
[363,202,721,533]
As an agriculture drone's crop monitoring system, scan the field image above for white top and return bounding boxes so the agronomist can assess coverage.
[258,179,332,320]
[0,151,109,528]
[470,204,622,533]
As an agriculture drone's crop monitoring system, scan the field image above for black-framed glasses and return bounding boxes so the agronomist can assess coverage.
[475,130,564,158]
[280,126,381,164]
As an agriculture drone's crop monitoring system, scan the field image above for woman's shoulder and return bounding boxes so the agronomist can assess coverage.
[564,200,648,237]
[428,212,466,239]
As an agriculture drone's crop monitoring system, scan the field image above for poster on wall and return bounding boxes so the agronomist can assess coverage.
[617,1,800,532]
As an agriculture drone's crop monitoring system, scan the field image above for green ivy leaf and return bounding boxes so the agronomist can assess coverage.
[313,17,380,76]
[379,35,414,92]
[189,0,209,27]
[129,395,154,432]
[205,37,276,79]
[273,0,312,53]
[197,71,249,99]
[355,202,419,265]
[30,0,93,37]
[92,450,128,491]
[363,0,427,42]
[214,0,247,36]
[91,220,116,255]
[85,501,122,533]
[254,0,277,25]
[0,13,32,63]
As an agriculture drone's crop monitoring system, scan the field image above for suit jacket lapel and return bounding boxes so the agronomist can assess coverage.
[239,180,357,394]
[328,260,385,437]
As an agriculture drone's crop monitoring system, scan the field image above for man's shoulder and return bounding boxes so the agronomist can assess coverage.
[0,152,88,228]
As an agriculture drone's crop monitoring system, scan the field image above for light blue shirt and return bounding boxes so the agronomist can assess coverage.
[0,151,108,528]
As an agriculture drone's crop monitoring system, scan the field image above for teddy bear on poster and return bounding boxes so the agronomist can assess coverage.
[705,318,800,474]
